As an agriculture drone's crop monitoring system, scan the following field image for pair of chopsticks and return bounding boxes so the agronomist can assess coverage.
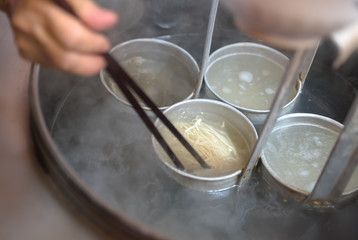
[54,0,210,170]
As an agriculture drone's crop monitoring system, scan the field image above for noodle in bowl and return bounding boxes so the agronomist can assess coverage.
[152,99,258,192]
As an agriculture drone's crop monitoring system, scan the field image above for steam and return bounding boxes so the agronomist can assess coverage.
[34,0,358,239]
[47,71,338,240]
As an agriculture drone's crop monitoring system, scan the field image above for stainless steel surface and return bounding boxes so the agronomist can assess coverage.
[204,42,302,125]
[239,49,306,186]
[152,99,257,192]
[3,0,357,239]
[260,113,346,201]
[294,43,319,86]
[30,40,358,240]
[195,0,219,98]
[308,96,358,206]
[100,38,199,110]
[25,1,358,239]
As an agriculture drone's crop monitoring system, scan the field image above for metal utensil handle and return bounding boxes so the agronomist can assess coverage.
[307,95,358,206]
[238,49,306,186]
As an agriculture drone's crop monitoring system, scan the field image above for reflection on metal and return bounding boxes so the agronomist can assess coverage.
[295,42,320,86]
[239,49,306,187]
[307,95,358,206]
[28,0,358,238]
[31,44,358,239]
[195,0,219,97]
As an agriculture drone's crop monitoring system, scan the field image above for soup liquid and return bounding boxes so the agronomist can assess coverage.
[105,55,195,107]
[263,124,358,193]
[155,112,251,178]
[206,53,297,111]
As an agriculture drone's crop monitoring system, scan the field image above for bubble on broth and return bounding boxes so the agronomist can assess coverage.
[263,124,358,193]
[265,88,276,95]
[206,53,297,111]
[239,71,254,83]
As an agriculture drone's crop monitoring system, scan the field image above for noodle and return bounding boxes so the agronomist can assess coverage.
[171,115,239,171]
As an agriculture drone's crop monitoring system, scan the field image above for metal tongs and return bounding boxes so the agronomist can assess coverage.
[54,0,210,170]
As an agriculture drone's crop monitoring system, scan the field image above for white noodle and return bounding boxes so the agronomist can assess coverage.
[172,115,239,170]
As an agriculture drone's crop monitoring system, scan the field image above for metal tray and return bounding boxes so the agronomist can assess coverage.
[30,43,358,240]
[29,1,358,239]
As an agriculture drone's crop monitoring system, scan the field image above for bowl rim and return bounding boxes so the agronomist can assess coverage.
[151,98,258,182]
[204,42,302,114]
[260,113,345,196]
[99,38,200,111]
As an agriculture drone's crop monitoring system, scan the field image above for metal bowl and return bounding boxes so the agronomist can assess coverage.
[261,113,358,203]
[100,38,200,110]
[204,42,302,125]
[29,32,358,239]
[151,99,258,192]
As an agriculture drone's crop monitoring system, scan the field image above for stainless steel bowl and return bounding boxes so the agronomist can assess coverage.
[100,38,200,110]
[204,42,302,125]
[261,113,358,203]
[152,99,258,192]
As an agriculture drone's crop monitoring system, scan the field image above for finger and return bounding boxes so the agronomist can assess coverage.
[15,29,106,76]
[10,0,110,76]
[13,30,46,63]
[46,37,107,76]
[44,5,111,53]
[54,51,107,76]
[11,0,111,54]
[67,0,118,31]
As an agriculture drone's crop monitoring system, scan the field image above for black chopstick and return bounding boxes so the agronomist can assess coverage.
[104,54,185,170]
[104,54,210,169]
[54,0,210,170]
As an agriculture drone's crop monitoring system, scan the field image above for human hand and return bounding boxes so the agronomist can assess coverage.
[6,0,118,76]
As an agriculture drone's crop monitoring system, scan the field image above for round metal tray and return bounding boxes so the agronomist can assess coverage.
[30,43,358,239]
[28,0,358,238]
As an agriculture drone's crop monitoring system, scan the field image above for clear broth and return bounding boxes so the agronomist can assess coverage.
[206,53,297,111]
[104,54,195,107]
[263,124,358,193]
